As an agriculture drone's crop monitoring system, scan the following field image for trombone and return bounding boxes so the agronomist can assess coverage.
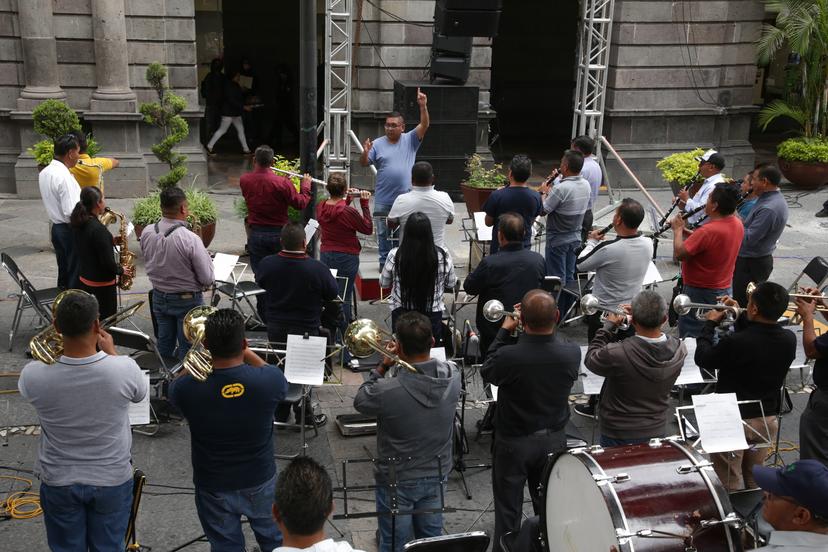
[580,294,630,331]
[343,319,418,373]
[672,294,742,326]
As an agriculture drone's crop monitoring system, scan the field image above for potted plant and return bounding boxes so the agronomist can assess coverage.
[134,62,219,245]
[27,99,101,168]
[460,154,508,216]
[656,148,704,194]
[757,0,828,189]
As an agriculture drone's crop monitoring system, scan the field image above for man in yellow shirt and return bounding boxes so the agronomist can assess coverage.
[69,130,119,193]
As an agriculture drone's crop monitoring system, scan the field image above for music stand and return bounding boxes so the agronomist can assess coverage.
[453,358,492,499]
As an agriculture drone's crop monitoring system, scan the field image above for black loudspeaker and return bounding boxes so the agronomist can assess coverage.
[432,33,473,56]
[409,121,477,158]
[430,55,471,83]
[435,5,501,37]
[393,81,479,122]
[419,156,468,199]
[438,0,503,10]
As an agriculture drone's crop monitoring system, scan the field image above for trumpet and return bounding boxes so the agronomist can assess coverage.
[29,290,144,364]
[344,319,418,373]
[178,305,218,381]
[748,282,828,324]
[481,299,520,323]
[580,294,630,331]
[672,294,741,326]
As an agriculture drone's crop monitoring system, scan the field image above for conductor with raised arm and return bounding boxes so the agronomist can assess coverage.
[360,88,429,269]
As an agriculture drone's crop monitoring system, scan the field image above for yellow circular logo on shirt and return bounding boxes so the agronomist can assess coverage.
[221,383,245,398]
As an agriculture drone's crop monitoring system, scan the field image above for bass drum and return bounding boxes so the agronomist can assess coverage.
[539,439,742,552]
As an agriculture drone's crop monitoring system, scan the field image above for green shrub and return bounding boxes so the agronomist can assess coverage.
[234,156,314,223]
[132,188,218,227]
[464,154,507,189]
[656,148,704,186]
[777,137,828,163]
[27,99,102,165]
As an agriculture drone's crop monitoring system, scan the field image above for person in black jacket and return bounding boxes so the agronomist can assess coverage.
[200,58,224,141]
[695,281,796,491]
[206,69,252,155]
[464,213,546,356]
[481,289,579,552]
[70,186,132,318]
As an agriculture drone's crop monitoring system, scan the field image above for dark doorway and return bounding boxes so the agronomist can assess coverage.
[489,0,578,161]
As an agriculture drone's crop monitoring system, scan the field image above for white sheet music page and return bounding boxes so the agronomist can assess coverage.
[642,261,663,285]
[213,253,239,283]
[578,345,606,395]
[490,384,498,401]
[285,334,327,386]
[675,338,706,385]
[473,212,492,242]
[691,392,749,453]
[430,347,446,362]
[305,219,320,243]
[129,371,151,426]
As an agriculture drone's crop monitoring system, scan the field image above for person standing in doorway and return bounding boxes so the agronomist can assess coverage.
[206,69,252,155]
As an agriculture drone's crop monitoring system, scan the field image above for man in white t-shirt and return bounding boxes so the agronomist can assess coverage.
[571,135,603,243]
[272,456,365,552]
[18,291,148,551]
[387,161,455,249]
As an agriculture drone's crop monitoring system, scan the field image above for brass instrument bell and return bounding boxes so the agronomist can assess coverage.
[180,305,218,382]
[672,294,741,325]
[343,319,418,373]
[580,294,631,331]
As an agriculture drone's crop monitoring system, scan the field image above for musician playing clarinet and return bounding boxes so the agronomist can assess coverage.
[676,149,726,227]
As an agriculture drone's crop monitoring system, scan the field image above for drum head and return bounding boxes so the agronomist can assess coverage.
[543,453,619,551]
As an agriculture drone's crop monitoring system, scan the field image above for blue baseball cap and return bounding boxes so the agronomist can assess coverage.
[752,460,828,518]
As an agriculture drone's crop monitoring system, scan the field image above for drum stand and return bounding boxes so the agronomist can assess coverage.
[333,456,453,552]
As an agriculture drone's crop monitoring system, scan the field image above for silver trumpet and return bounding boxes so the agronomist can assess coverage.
[580,294,630,331]
[482,299,520,323]
[672,294,742,326]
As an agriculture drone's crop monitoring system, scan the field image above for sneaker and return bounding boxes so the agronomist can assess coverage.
[573,403,596,419]
[816,208,828,218]
[296,413,327,428]
[205,147,216,156]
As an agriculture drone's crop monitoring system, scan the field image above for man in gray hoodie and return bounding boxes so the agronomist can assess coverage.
[584,290,686,447]
[353,311,461,552]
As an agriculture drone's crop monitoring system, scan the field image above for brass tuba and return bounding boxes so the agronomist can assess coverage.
[179,305,218,382]
[343,319,418,373]
[29,290,144,364]
[99,208,136,290]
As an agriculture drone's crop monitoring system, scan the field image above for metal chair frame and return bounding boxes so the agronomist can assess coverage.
[1,252,60,351]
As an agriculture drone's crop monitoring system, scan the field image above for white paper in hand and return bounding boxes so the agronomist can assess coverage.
[490,384,498,401]
[212,253,240,283]
[675,338,706,385]
[473,212,492,242]
[305,219,320,243]
[285,334,327,386]
[129,372,151,426]
[691,393,749,453]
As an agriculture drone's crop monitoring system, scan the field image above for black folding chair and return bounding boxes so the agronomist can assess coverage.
[1,252,60,351]
[788,256,828,293]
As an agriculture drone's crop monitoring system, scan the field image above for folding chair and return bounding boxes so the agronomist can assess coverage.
[788,256,828,293]
[2,252,61,351]
[214,262,266,324]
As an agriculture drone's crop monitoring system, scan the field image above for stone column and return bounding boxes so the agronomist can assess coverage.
[90,0,137,112]
[17,0,66,110]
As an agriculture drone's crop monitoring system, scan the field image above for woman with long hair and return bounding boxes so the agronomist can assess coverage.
[70,186,132,318]
[380,212,456,343]
[317,172,373,323]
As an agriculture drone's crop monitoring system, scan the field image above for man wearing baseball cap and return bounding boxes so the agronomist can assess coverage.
[677,148,726,227]
[752,460,828,549]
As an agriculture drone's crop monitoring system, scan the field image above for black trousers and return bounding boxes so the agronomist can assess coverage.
[491,429,566,552]
[80,282,118,320]
[732,255,774,307]
[800,388,828,466]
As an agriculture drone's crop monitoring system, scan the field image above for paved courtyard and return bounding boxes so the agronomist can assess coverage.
[1,160,827,551]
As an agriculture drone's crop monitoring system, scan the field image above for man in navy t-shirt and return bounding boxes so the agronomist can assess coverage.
[169,309,288,552]
[483,154,542,254]
[360,88,430,269]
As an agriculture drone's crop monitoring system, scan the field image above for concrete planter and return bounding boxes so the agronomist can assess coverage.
[779,159,828,190]
[460,182,496,217]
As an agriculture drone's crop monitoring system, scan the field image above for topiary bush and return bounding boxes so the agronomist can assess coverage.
[139,62,189,189]
[27,99,101,165]
[656,148,705,186]
[777,137,828,163]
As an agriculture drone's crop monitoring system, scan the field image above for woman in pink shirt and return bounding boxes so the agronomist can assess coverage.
[317,173,373,323]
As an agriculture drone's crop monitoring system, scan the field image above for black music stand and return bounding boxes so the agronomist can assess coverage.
[453,359,492,500]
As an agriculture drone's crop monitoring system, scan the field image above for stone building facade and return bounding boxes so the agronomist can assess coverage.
[1,0,763,197]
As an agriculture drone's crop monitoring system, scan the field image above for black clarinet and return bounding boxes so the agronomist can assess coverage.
[657,173,701,230]
[651,204,706,239]
[597,222,613,236]
[688,184,750,229]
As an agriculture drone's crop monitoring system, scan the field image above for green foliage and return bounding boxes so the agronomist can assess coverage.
[29,140,55,166]
[131,188,218,226]
[32,99,80,140]
[757,0,828,138]
[464,154,507,189]
[139,62,190,189]
[656,148,705,185]
[234,156,309,222]
[233,196,249,219]
[777,136,828,163]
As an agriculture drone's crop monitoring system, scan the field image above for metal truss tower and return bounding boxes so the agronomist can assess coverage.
[322,0,354,184]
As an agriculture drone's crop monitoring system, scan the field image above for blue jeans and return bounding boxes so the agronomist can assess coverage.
[600,435,653,447]
[40,478,133,552]
[194,474,281,552]
[678,284,731,338]
[375,476,445,552]
[545,240,578,285]
[374,203,393,269]
[51,222,78,289]
[151,290,203,359]
[321,251,359,323]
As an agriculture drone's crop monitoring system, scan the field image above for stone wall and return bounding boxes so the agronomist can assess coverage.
[604,0,763,188]
[3,0,205,197]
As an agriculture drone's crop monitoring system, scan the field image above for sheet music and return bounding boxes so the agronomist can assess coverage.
[430,347,446,362]
[126,222,134,238]
[642,261,663,285]
[329,268,338,277]
[129,372,151,426]
[675,338,706,385]
[790,326,820,368]
[212,253,240,283]
[285,334,327,386]
[238,75,253,89]
[490,384,498,401]
[473,212,492,242]
[578,345,606,395]
[691,393,749,453]
[305,219,320,243]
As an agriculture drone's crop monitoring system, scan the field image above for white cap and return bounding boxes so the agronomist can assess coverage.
[694,149,718,162]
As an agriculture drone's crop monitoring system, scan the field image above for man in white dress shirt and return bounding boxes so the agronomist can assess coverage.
[677,148,725,227]
[387,161,455,250]
[39,134,82,289]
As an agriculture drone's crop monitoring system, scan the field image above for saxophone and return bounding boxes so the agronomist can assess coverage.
[99,208,136,290]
